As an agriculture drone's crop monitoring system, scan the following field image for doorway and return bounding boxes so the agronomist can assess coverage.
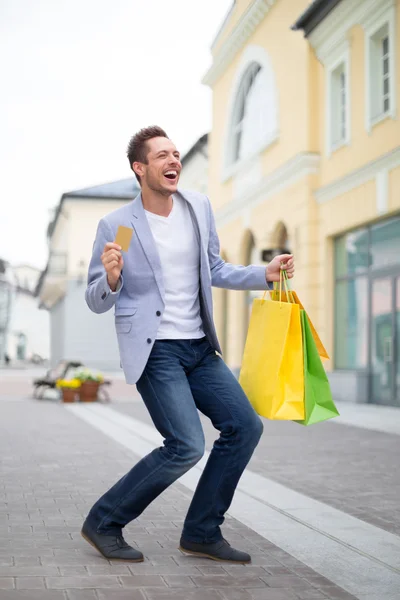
[371,275,400,406]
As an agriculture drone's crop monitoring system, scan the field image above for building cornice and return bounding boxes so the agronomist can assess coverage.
[215,152,320,227]
[202,0,278,87]
[308,0,396,63]
[315,145,400,204]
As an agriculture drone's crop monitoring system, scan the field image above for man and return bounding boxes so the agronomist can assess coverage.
[82,126,294,564]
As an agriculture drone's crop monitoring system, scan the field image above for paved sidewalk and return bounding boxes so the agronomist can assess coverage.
[114,399,400,537]
[0,376,357,600]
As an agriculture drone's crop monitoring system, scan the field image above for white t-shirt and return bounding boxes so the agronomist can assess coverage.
[145,195,205,340]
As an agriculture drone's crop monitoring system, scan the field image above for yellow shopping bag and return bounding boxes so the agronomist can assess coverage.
[271,283,329,360]
[239,279,304,420]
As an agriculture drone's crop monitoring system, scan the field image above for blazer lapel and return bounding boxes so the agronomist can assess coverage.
[177,190,207,256]
[130,193,165,302]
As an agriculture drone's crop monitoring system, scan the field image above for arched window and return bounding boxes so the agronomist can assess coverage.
[226,46,279,169]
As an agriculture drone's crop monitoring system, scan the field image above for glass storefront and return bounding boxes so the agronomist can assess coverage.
[334,214,400,406]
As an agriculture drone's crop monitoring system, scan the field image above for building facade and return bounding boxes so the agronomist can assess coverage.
[0,259,13,364]
[204,0,400,406]
[0,261,49,365]
[7,265,50,363]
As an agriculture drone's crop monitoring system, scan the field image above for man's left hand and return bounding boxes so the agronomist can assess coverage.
[266,254,294,283]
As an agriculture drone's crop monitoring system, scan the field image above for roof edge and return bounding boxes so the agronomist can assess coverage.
[291,0,343,37]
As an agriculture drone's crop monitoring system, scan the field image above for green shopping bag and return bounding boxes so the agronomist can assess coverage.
[294,311,340,426]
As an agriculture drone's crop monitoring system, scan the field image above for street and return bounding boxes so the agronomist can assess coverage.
[0,368,399,600]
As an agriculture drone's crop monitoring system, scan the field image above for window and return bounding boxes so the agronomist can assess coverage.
[365,3,396,131]
[330,63,347,148]
[370,216,400,270]
[326,45,350,154]
[369,24,391,121]
[334,216,400,370]
[230,62,276,164]
[225,46,278,173]
[335,277,368,369]
[382,34,390,113]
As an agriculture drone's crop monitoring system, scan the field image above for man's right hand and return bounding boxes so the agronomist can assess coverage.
[101,242,124,291]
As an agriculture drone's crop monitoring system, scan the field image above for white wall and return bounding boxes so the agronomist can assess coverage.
[65,199,129,277]
[7,291,50,360]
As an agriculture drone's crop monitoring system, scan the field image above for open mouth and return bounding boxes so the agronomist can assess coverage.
[164,170,178,182]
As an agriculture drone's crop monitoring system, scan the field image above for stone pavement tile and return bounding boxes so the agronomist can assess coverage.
[261,576,315,590]
[144,589,224,600]
[15,577,46,589]
[128,565,200,575]
[196,566,228,575]
[173,554,228,566]
[0,566,59,577]
[85,564,132,575]
[41,555,105,566]
[191,574,267,588]
[7,526,33,534]
[265,566,296,576]
[0,591,66,600]
[119,574,167,587]
[13,556,40,566]
[0,558,14,566]
[65,591,98,600]
[97,590,146,600]
[136,542,170,554]
[223,565,270,577]
[290,566,326,578]
[240,554,282,567]
[249,590,298,600]
[59,567,90,576]
[46,575,120,589]
[311,588,356,600]
[0,578,15,589]
[218,590,254,600]
[162,575,197,587]
[295,590,331,599]
[149,555,183,566]
[304,575,337,588]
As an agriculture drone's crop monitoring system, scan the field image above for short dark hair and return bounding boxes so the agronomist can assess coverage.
[127,125,168,183]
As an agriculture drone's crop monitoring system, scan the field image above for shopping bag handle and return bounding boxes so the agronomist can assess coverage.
[262,264,294,305]
[281,267,295,303]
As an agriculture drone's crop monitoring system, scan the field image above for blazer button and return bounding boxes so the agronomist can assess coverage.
[156,311,161,316]
[147,338,152,344]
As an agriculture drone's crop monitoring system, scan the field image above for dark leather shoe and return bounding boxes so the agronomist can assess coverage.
[81,519,143,562]
[179,537,251,563]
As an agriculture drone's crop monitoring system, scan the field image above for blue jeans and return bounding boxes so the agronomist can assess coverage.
[87,337,263,543]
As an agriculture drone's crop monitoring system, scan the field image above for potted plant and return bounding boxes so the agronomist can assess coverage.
[74,368,104,402]
[56,378,81,403]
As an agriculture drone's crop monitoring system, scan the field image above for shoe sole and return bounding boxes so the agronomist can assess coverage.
[81,531,144,562]
[179,545,251,564]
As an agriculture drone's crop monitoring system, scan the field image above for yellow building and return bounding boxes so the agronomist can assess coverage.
[204,0,400,406]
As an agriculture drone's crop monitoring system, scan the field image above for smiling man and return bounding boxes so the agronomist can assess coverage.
[82,125,295,564]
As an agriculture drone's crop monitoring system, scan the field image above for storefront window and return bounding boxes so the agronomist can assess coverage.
[334,215,400,371]
[334,228,369,277]
[335,277,368,369]
[370,216,400,270]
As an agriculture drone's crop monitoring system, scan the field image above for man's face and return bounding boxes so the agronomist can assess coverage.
[135,137,182,195]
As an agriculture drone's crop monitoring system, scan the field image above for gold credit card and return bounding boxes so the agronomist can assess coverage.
[114,226,133,252]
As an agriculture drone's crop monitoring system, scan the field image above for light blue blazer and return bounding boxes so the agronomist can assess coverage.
[86,190,270,384]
